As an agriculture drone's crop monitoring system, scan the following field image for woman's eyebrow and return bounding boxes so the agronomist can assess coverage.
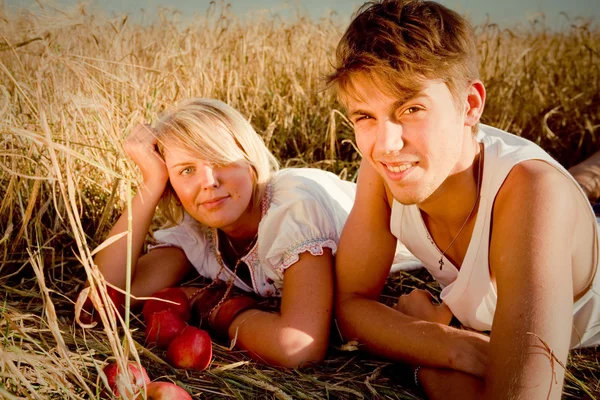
[167,161,194,169]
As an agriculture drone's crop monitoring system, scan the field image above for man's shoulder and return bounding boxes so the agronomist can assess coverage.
[505,159,564,182]
[495,159,579,220]
[480,124,547,157]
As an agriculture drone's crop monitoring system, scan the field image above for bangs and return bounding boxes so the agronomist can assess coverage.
[155,111,247,166]
[335,68,427,109]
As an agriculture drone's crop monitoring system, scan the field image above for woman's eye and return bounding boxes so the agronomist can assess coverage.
[179,167,194,175]
[404,106,421,114]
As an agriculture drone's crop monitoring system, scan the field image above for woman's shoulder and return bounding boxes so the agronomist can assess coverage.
[258,168,353,272]
[258,168,354,250]
[269,168,356,205]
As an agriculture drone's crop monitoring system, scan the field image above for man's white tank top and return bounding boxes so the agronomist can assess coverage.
[390,124,600,348]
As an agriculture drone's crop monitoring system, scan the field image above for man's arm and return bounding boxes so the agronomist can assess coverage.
[420,161,576,400]
[482,160,575,399]
[334,160,489,376]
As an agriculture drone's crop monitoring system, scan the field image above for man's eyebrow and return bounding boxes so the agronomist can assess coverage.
[348,108,370,118]
[395,92,424,107]
[348,93,425,117]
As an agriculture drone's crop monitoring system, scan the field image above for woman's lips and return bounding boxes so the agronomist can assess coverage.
[200,195,229,210]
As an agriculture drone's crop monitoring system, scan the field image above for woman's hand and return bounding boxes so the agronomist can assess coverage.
[124,124,169,188]
[394,289,453,325]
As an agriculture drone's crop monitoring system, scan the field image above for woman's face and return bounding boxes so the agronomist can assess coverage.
[163,145,255,233]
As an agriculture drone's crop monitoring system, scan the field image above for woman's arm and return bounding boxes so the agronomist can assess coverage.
[224,250,334,368]
[94,179,165,288]
[93,125,191,305]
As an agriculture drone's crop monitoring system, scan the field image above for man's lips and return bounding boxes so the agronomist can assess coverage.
[381,161,418,173]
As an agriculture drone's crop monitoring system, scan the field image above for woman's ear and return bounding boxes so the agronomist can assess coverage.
[464,80,486,127]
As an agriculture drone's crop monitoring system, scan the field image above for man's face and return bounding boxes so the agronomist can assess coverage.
[346,75,471,205]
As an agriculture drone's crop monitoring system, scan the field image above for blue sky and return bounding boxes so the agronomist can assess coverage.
[7,0,598,27]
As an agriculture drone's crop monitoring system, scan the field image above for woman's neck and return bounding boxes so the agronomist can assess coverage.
[219,200,261,247]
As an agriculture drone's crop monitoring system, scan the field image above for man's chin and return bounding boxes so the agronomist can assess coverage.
[390,192,421,206]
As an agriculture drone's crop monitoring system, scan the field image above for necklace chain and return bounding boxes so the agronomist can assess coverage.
[223,231,258,259]
[438,145,483,270]
[201,231,258,317]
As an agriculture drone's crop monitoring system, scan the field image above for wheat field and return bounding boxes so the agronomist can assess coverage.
[1,1,599,399]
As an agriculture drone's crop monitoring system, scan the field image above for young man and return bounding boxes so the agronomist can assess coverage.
[329,1,600,399]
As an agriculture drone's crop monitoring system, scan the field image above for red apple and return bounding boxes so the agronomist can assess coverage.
[101,361,150,399]
[145,309,188,349]
[79,295,99,325]
[166,326,213,371]
[79,286,126,326]
[134,381,192,400]
[106,286,126,317]
[142,288,191,322]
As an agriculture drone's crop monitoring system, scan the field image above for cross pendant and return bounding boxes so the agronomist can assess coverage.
[438,257,444,270]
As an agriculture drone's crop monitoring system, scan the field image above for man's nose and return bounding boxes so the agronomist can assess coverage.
[376,120,404,155]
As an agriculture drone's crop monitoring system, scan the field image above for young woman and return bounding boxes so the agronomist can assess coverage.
[93,97,420,368]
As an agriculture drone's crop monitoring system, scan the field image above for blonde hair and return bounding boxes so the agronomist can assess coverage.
[153,98,279,226]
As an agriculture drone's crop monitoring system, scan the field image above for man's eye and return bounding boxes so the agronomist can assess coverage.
[404,107,421,114]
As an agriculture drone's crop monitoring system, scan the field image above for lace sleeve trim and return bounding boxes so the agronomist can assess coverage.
[147,242,182,251]
[278,238,337,271]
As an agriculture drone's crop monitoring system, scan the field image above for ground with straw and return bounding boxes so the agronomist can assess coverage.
[1,2,599,399]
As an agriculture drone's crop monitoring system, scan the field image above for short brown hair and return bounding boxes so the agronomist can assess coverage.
[327,0,479,108]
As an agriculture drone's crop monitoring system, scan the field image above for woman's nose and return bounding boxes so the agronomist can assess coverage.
[198,164,219,189]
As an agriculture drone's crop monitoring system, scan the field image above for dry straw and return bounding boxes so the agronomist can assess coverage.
[0,1,598,398]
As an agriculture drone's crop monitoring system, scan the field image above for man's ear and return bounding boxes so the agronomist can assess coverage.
[464,80,486,127]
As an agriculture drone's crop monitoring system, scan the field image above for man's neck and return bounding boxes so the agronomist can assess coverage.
[419,138,482,229]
